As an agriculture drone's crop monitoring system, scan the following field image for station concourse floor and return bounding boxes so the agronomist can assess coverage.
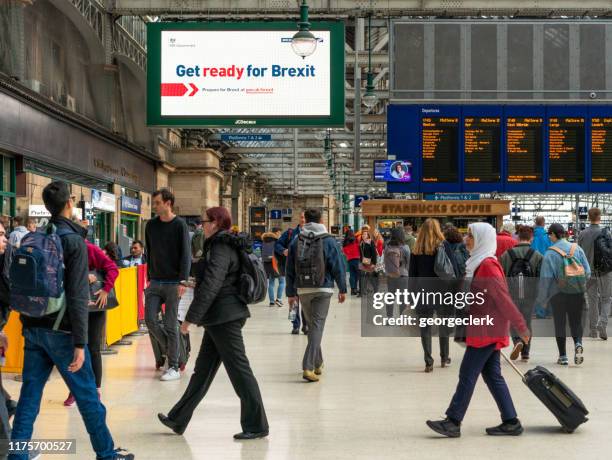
[4,294,612,460]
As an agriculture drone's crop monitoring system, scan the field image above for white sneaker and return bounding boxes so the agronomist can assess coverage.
[160,367,181,381]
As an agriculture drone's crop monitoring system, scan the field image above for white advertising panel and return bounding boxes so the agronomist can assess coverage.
[160,30,331,117]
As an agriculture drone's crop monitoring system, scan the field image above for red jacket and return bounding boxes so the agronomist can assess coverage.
[495,232,517,261]
[342,240,360,261]
[466,257,529,350]
[86,240,119,293]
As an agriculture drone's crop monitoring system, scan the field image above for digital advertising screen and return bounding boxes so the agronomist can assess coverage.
[373,160,413,182]
[147,22,345,127]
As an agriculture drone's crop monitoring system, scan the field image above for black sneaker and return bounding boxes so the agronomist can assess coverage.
[233,430,269,440]
[486,419,523,436]
[113,448,135,459]
[291,328,299,335]
[426,418,461,438]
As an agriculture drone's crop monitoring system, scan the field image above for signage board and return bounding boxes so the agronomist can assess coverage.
[354,195,369,207]
[121,196,142,215]
[269,209,282,219]
[91,190,116,213]
[221,134,272,142]
[424,194,481,201]
[147,22,345,127]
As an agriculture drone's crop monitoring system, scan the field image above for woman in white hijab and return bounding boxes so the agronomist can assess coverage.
[426,222,531,438]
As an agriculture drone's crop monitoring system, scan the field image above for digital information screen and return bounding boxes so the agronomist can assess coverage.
[548,117,585,183]
[506,117,543,182]
[373,160,413,182]
[464,117,501,182]
[422,117,459,183]
[591,118,612,183]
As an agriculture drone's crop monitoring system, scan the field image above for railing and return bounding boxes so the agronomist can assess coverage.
[68,0,105,41]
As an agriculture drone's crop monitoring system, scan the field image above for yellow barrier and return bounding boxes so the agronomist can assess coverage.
[1,311,25,373]
[1,267,141,373]
[106,267,139,345]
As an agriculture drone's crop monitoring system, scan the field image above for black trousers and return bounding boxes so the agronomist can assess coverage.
[418,307,453,367]
[511,298,534,357]
[551,292,584,356]
[88,311,106,388]
[168,318,268,433]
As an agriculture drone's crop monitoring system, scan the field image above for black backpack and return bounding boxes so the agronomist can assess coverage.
[594,228,612,274]
[507,248,536,301]
[295,232,331,288]
[208,232,267,305]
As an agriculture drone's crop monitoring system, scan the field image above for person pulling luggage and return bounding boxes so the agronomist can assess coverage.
[426,223,530,438]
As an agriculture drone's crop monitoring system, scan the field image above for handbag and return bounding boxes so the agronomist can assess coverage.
[434,243,456,280]
[88,270,119,311]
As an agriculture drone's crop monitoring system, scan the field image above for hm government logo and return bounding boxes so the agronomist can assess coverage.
[169,38,176,44]
[235,120,256,125]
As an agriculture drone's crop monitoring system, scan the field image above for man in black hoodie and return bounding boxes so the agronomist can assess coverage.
[10,182,133,460]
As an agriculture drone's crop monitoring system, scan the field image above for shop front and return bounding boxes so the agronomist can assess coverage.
[1,83,156,238]
[361,199,512,235]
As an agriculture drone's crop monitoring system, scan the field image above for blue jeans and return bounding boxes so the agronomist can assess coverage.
[347,259,360,291]
[268,277,286,303]
[446,344,517,423]
[10,328,116,460]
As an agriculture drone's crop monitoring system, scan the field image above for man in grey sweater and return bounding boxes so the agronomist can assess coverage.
[577,207,612,340]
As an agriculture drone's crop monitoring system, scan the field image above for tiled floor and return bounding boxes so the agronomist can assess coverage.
[4,294,611,459]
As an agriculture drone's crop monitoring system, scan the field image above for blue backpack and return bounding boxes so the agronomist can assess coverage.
[9,224,72,329]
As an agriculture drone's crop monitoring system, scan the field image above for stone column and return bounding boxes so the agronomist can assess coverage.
[169,147,224,216]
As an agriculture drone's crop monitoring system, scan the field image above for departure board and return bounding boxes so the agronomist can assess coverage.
[548,117,585,183]
[506,117,543,182]
[422,117,459,183]
[464,117,501,182]
[591,118,612,183]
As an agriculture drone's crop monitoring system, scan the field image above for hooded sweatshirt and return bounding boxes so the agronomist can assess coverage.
[285,222,347,297]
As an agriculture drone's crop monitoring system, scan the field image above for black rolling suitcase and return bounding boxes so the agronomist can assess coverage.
[501,352,588,432]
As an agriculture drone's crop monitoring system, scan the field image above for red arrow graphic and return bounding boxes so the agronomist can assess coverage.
[160,83,188,96]
[188,83,198,96]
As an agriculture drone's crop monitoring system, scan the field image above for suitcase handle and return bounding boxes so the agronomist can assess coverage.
[500,350,526,381]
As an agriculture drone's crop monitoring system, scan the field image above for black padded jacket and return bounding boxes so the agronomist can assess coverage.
[185,231,250,327]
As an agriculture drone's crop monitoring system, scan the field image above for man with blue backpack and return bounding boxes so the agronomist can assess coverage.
[8,181,134,460]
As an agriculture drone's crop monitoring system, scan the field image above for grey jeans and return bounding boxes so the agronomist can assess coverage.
[145,281,180,368]
[300,292,333,371]
[586,272,612,332]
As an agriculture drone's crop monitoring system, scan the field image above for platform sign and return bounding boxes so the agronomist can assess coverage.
[269,209,282,219]
[424,194,480,201]
[147,21,345,127]
[221,134,272,142]
[354,195,369,207]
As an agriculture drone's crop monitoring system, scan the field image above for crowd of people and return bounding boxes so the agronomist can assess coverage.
[0,185,611,456]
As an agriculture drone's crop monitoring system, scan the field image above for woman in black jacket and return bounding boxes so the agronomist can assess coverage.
[158,207,269,440]
[409,218,458,373]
